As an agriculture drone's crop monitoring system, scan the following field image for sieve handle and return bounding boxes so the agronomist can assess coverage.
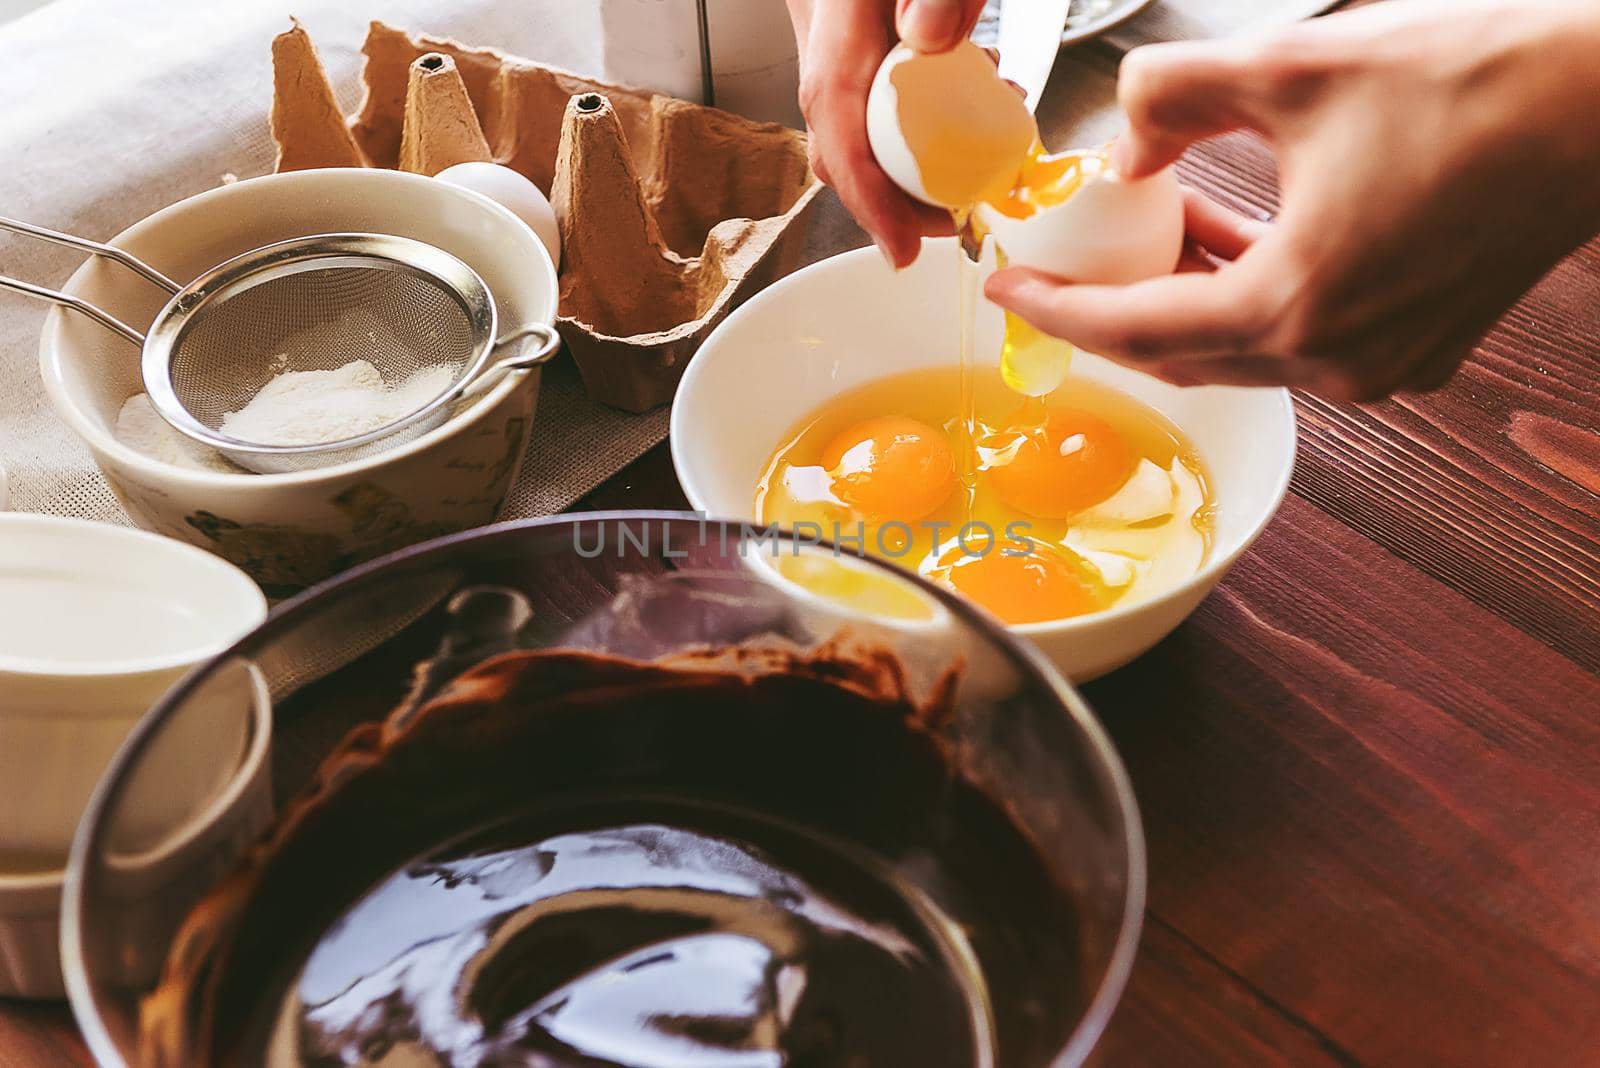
[0,272,146,343]
[456,323,564,403]
[0,216,182,294]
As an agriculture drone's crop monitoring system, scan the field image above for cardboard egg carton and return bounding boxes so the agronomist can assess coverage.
[270,21,821,411]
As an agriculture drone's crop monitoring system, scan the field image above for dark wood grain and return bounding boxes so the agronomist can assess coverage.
[1172,130,1600,676]
[1095,917,1359,1067]
[1087,495,1600,1065]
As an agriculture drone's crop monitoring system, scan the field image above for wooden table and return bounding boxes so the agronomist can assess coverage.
[6,11,1600,1068]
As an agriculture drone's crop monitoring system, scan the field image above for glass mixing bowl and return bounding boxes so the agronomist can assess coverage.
[64,513,1143,1067]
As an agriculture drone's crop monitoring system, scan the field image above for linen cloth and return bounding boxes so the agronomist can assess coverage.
[1103,0,1340,47]
[0,0,666,524]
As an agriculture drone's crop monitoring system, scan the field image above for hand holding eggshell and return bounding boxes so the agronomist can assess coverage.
[865,41,1036,211]
[863,39,1183,287]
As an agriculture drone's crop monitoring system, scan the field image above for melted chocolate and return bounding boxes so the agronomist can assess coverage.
[144,646,1081,1067]
[282,804,984,1066]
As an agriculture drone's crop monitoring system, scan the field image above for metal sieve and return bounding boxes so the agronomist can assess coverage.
[0,217,560,474]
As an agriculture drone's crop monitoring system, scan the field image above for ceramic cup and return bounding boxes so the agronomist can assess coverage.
[0,514,268,997]
[0,514,267,862]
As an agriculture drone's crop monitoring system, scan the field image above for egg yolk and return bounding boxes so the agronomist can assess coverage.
[936,544,1103,624]
[985,409,1135,519]
[822,416,956,521]
[987,146,1103,220]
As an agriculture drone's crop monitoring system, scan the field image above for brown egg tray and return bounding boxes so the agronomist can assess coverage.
[271,21,821,412]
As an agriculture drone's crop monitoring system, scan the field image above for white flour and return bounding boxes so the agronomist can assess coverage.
[114,360,459,471]
[219,360,458,446]
[115,394,245,473]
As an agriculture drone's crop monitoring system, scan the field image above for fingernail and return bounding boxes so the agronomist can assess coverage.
[899,0,963,51]
[872,236,899,271]
[984,271,1027,305]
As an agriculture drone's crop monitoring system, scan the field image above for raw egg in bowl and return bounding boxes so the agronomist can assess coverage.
[671,240,1296,681]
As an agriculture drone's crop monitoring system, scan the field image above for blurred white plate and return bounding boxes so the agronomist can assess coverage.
[975,0,1157,48]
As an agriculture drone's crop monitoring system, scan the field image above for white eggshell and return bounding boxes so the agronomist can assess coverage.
[865,45,933,205]
[979,165,1184,284]
[865,41,1036,211]
[1074,547,1140,589]
[1075,458,1176,526]
[435,162,562,271]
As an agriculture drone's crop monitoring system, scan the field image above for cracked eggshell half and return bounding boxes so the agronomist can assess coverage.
[978,162,1185,284]
[865,41,1037,210]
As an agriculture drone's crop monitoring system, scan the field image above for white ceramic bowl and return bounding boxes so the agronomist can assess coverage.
[0,515,267,860]
[1,660,273,1000]
[0,516,270,998]
[40,168,559,597]
[671,239,1296,681]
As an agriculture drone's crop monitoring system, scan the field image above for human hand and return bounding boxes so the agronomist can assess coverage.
[985,0,1600,400]
[786,0,988,267]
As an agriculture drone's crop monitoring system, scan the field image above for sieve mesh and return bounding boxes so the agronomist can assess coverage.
[165,260,480,431]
